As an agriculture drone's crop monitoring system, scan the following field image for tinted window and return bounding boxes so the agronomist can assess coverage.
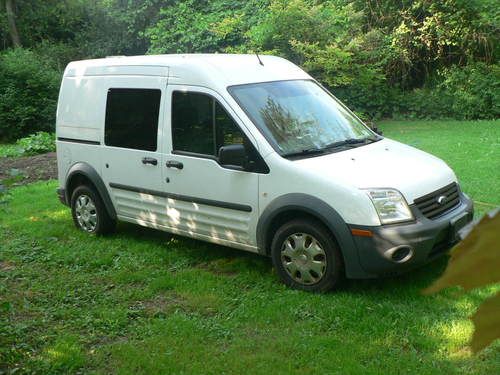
[171,92,214,155]
[215,101,245,152]
[172,91,246,156]
[105,88,161,151]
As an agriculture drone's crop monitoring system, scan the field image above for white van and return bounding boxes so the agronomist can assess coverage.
[56,54,473,291]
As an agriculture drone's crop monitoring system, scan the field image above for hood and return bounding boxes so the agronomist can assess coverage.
[293,138,457,203]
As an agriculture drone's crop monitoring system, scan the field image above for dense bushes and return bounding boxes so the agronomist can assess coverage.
[0,48,60,141]
[0,0,498,141]
[435,63,500,120]
[335,63,500,120]
[145,0,498,120]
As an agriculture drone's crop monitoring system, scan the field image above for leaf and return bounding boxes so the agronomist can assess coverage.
[423,210,500,353]
[470,291,500,353]
[423,211,500,294]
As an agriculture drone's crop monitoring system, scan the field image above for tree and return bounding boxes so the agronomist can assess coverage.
[4,0,20,47]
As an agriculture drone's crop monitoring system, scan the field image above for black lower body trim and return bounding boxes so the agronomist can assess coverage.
[109,183,252,212]
[57,137,100,145]
[349,195,474,277]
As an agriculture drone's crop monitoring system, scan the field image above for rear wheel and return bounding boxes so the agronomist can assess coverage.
[71,185,115,235]
[271,219,343,292]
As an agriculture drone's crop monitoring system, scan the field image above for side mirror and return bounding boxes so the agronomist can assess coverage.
[367,121,383,136]
[218,144,248,171]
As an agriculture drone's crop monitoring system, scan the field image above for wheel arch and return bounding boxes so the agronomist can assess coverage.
[256,193,366,279]
[65,162,117,219]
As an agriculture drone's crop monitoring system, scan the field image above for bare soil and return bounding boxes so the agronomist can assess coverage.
[0,152,57,186]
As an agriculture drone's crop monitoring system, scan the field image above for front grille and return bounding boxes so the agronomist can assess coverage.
[414,182,460,219]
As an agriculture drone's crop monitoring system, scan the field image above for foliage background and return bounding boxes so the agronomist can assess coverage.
[0,0,498,140]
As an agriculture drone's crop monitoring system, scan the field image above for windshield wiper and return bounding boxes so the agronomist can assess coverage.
[282,147,325,158]
[322,137,379,151]
[282,137,380,158]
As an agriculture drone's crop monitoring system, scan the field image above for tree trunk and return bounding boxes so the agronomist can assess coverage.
[5,0,21,47]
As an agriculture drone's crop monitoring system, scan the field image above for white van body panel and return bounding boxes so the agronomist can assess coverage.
[293,139,458,205]
[56,75,106,189]
[99,75,168,224]
[259,152,381,226]
[56,76,104,139]
[56,54,473,279]
[61,54,305,161]
[157,84,260,248]
[65,54,308,87]
[56,53,459,233]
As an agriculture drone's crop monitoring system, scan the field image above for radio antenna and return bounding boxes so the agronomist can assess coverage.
[256,52,264,66]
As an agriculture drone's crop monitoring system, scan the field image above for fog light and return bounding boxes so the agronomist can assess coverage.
[385,245,413,263]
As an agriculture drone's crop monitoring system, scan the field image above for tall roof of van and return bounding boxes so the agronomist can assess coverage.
[63,54,311,89]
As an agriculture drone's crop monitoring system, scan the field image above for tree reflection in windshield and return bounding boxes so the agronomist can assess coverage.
[229,80,374,155]
[259,97,327,152]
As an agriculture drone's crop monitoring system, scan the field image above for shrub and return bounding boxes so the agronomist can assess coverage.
[334,63,500,120]
[16,132,55,156]
[0,143,22,158]
[436,63,500,120]
[0,48,61,141]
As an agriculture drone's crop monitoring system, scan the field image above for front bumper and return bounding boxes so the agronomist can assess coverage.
[349,192,474,277]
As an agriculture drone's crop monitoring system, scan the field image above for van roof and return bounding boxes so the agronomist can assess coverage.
[64,54,311,88]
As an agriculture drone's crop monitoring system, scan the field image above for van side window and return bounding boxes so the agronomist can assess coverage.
[172,91,246,156]
[105,88,161,151]
[171,92,214,155]
[215,101,245,151]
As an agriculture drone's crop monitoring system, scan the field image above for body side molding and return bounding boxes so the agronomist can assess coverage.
[109,183,253,212]
[57,137,101,145]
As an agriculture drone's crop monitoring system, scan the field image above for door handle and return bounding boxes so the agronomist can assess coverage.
[142,157,158,166]
[166,160,184,170]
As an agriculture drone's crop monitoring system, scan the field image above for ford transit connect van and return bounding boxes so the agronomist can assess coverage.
[56,54,473,291]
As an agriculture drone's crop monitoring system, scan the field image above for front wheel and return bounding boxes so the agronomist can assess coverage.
[71,185,115,235]
[271,219,343,292]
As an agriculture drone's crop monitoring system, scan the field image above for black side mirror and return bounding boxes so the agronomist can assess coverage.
[218,144,248,171]
[367,121,383,136]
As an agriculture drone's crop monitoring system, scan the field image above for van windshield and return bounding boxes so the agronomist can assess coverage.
[228,80,377,157]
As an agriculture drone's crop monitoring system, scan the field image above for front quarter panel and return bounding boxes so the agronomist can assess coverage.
[258,153,381,279]
[259,153,380,226]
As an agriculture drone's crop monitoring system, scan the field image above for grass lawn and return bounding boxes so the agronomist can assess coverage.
[379,120,500,215]
[1,120,499,374]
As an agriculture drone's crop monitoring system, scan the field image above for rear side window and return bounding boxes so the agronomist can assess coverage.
[171,91,245,156]
[105,88,161,151]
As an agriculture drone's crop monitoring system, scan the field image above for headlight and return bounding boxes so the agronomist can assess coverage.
[364,189,414,224]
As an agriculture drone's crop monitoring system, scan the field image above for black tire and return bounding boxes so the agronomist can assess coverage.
[271,219,343,292]
[71,185,116,235]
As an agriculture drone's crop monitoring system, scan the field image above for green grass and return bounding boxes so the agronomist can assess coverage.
[1,120,499,374]
[379,119,500,214]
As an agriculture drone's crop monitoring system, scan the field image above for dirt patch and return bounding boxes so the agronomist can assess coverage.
[0,261,16,271]
[195,260,239,277]
[128,291,220,318]
[143,292,187,313]
[127,292,189,319]
[0,152,57,186]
